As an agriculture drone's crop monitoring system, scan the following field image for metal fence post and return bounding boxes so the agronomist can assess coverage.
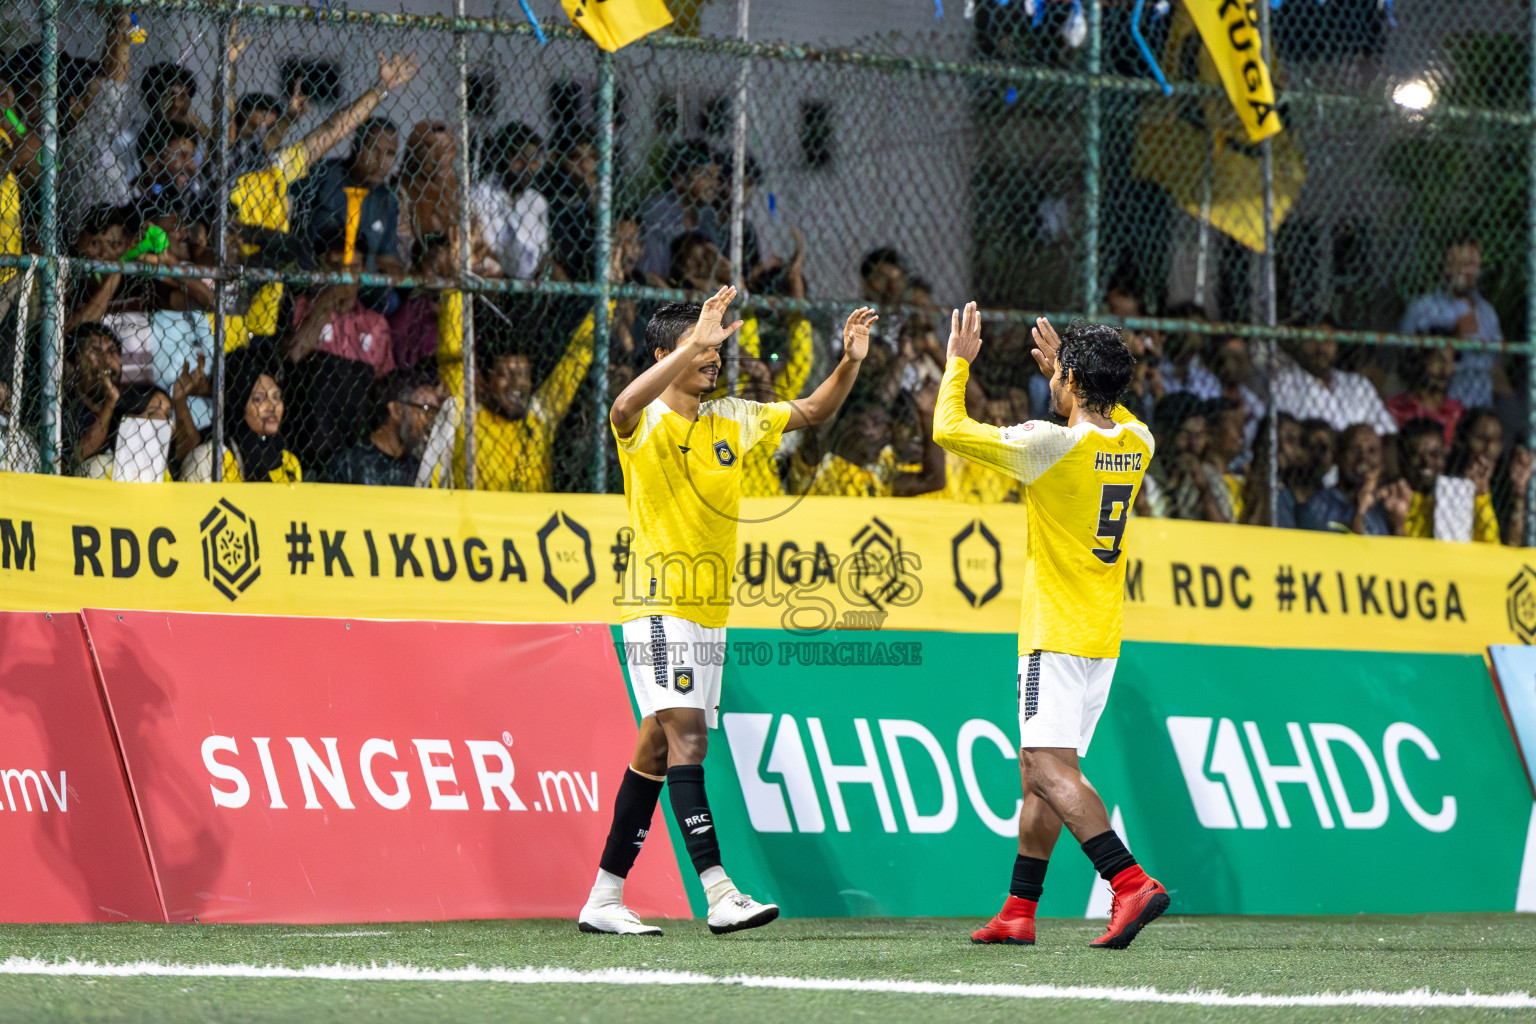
[1260,0,1280,527]
[37,0,63,473]
[1083,0,1102,317]
[727,0,751,377]
[457,0,478,489]
[589,48,616,494]
[211,11,233,481]
[1527,0,1536,545]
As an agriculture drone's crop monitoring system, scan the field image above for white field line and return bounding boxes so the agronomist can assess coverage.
[278,932,395,939]
[0,959,1531,1009]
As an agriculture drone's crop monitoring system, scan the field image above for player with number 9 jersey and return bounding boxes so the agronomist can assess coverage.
[940,388,1150,660]
[933,305,1169,954]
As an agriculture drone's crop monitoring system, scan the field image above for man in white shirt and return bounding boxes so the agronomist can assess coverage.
[469,121,548,279]
[1399,239,1507,409]
[60,13,135,237]
[1272,328,1397,436]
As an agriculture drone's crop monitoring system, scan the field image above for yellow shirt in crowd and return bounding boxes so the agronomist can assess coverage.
[1404,491,1500,544]
[736,315,813,497]
[932,355,1154,659]
[921,450,1022,503]
[0,173,19,286]
[222,144,310,347]
[453,308,596,491]
[805,446,898,498]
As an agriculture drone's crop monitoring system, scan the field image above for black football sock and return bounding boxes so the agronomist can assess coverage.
[666,764,723,874]
[1081,829,1137,883]
[1010,855,1050,902]
[598,768,665,879]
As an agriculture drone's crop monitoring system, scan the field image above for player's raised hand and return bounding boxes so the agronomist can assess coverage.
[947,301,983,363]
[377,51,422,92]
[1030,315,1061,377]
[691,285,744,349]
[841,306,878,363]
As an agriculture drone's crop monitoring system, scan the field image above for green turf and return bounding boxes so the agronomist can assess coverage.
[0,915,1531,1024]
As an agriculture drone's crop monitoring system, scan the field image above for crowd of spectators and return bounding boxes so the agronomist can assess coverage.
[0,17,1529,547]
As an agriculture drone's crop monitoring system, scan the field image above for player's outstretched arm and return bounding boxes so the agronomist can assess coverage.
[783,307,876,432]
[934,302,1050,482]
[609,285,742,438]
[933,302,988,452]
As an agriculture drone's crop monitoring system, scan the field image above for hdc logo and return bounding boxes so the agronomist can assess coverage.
[722,713,1022,837]
[1166,717,1456,833]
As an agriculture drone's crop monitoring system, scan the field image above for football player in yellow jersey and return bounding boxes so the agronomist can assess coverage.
[579,286,877,937]
[934,304,1169,951]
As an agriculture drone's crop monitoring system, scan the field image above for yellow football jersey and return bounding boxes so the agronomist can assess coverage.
[615,396,792,628]
[933,356,1155,658]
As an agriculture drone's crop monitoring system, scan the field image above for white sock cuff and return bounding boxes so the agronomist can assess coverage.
[594,868,626,891]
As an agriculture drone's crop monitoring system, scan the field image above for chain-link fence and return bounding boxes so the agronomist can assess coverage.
[0,0,1530,545]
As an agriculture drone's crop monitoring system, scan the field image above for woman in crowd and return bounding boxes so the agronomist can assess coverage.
[1448,407,1531,546]
[77,381,181,480]
[181,349,302,483]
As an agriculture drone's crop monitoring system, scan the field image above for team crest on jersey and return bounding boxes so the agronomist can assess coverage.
[713,439,736,467]
[673,668,695,694]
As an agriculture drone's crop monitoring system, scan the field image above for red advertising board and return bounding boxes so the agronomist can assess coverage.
[0,612,163,922]
[83,610,690,923]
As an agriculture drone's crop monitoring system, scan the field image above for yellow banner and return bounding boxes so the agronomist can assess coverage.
[0,472,1528,655]
[562,0,673,52]
[1184,0,1282,143]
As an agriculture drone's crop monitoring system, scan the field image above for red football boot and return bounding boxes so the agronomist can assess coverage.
[1089,867,1169,950]
[970,895,1037,945]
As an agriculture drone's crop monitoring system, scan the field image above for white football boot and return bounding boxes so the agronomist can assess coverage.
[706,891,780,935]
[578,889,663,935]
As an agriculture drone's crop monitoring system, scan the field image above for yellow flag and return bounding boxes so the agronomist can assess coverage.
[1132,6,1304,252]
[563,0,673,52]
[1183,0,1282,143]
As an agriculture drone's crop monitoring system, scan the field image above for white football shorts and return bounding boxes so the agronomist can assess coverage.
[1017,650,1118,756]
[620,615,726,728]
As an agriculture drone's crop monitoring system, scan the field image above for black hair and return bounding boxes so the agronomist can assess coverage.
[65,322,122,362]
[372,365,439,429]
[1399,416,1446,459]
[136,116,196,168]
[139,62,196,100]
[1205,396,1242,419]
[666,230,717,288]
[664,139,714,180]
[553,127,595,157]
[349,117,398,158]
[135,183,190,226]
[106,382,170,449]
[645,302,702,359]
[860,247,903,281]
[1055,319,1134,417]
[0,46,42,95]
[1401,340,1455,385]
[235,92,284,126]
[1448,406,1502,475]
[489,121,542,176]
[223,347,283,433]
[1300,417,1335,438]
[1153,392,1205,437]
[714,149,764,187]
[79,203,131,237]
